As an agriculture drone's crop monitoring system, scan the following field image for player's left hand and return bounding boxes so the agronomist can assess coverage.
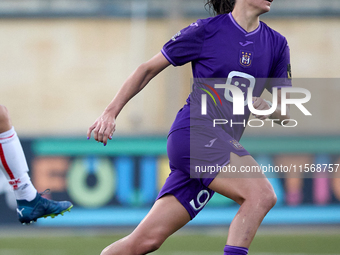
[252,97,271,120]
[87,110,116,146]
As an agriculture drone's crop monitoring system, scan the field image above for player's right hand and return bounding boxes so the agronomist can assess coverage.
[87,110,116,146]
[251,97,272,120]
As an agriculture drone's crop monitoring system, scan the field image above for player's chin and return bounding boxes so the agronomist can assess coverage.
[259,1,272,13]
[258,8,270,16]
[260,6,271,13]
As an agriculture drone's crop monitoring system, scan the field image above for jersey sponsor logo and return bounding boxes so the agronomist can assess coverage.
[171,31,181,41]
[239,50,253,68]
[229,139,244,150]
[205,138,217,148]
[287,64,292,80]
[239,41,253,47]
[189,190,210,211]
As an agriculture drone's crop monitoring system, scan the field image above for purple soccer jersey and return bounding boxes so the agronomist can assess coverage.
[157,13,292,219]
[162,12,292,140]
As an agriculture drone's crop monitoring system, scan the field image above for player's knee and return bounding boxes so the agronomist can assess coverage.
[100,248,108,255]
[100,244,115,255]
[243,182,276,212]
[258,187,277,212]
[104,234,163,255]
[133,237,163,255]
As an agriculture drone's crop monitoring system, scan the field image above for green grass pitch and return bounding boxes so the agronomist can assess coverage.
[0,228,339,255]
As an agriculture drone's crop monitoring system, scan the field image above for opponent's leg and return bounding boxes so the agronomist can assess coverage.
[0,105,37,200]
[0,105,11,133]
[101,194,191,255]
[0,105,72,223]
[208,152,277,252]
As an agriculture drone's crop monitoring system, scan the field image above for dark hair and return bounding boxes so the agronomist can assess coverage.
[205,0,235,15]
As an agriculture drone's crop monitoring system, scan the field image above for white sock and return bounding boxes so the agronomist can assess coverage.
[0,127,37,201]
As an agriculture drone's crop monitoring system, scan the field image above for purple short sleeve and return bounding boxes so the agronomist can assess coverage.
[266,39,292,92]
[161,20,206,66]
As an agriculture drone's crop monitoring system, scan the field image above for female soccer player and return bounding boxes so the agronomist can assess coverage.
[88,0,291,254]
[0,105,72,224]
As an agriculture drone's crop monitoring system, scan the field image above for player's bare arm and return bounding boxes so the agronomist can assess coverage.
[87,52,170,145]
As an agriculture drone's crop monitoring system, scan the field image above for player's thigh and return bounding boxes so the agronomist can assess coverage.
[208,152,276,205]
[129,194,191,245]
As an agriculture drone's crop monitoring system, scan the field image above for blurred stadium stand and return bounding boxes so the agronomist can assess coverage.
[0,0,339,18]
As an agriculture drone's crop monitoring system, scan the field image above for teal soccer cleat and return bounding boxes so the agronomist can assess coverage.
[16,190,73,224]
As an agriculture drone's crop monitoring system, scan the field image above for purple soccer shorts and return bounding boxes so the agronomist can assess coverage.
[156,126,250,219]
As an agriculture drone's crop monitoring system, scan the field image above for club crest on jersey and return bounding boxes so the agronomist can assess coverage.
[230,139,244,150]
[239,50,253,68]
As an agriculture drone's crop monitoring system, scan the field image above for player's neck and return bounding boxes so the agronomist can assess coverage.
[231,9,260,33]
